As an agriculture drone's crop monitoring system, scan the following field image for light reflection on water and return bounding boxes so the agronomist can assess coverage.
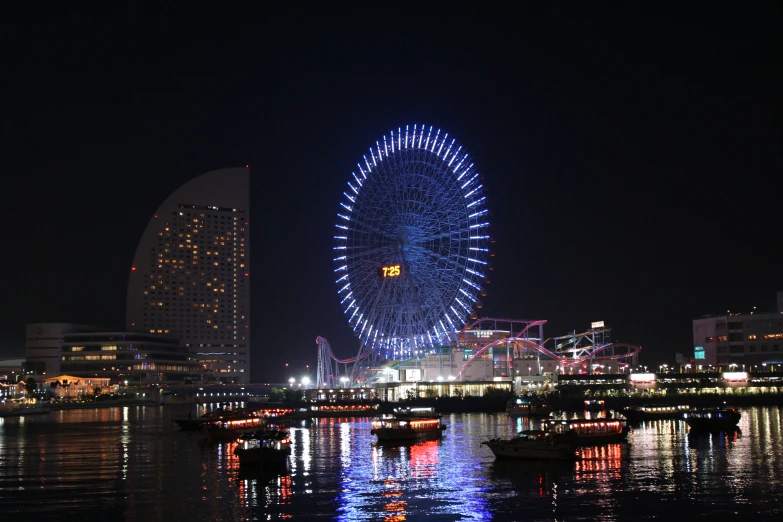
[1,406,782,521]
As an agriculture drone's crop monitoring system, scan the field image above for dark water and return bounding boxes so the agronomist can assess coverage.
[1,406,782,521]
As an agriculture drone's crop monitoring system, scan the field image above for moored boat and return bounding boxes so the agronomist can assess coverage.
[235,429,292,465]
[203,411,266,442]
[481,430,577,460]
[684,408,741,432]
[0,401,51,417]
[620,404,690,423]
[506,397,552,418]
[583,399,606,412]
[370,407,447,442]
[287,403,380,419]
[174,406,264,431]
[544,418,628,445]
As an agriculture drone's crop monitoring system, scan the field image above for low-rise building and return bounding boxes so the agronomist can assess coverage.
[692,291,783,370]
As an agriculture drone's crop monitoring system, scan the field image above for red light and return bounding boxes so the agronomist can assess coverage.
[131,322,135,326]
[154,215,158,218]
[131,267,136,271]
[244,273,249,277]
[245,164,249,168]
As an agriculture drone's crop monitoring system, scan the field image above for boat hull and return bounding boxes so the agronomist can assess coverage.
[371,426,445,441]
[684,409,741,432]
[174,419,210,431]
[0,407,50,417]
[621,405,690,423]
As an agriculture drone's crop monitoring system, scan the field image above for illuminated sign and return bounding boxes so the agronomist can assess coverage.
[629,373,656,383]
[723,372,748,382]
[694,346,705,360]
[591,321,604,329]
[379,264,402,278]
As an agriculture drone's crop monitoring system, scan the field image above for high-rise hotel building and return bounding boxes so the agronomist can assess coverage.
[126,167,250,384]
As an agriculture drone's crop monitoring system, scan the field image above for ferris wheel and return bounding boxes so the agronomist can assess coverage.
[333,124,491,363]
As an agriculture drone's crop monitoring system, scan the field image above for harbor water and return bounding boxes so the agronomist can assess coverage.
[1,406,782,521]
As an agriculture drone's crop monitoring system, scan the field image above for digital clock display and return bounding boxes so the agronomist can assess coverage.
[379,264,402,278]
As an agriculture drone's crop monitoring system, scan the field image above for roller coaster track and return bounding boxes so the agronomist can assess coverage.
[316,336,374,388]
[318,318,642,386]
[455,321,642,378]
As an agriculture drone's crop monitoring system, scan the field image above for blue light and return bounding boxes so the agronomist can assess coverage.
[334,124,491,361]
[461,173,479,189]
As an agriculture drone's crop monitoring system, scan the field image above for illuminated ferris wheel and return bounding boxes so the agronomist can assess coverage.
[333,124,491,363]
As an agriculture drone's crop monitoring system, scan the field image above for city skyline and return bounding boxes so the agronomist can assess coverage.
[1,5,780,381]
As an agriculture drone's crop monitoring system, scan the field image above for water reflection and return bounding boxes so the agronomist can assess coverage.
[2,407,783,521]
[238,460,293,520]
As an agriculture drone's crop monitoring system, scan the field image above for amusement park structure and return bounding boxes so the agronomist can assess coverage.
[315,318,642,388]
[322,124,641,390]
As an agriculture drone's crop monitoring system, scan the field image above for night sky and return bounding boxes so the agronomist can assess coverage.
[2,4,780,382]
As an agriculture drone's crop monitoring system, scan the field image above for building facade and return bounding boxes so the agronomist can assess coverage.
[126,167,250,384]
[24,323,104,377]
[692,291,783,371]
[23,323,202,385]
[59,331,202,385]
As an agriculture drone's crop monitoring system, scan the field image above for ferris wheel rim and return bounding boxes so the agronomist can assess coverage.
[333,124,491,361]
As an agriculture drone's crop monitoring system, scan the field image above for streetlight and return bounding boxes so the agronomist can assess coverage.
[528,366,531,376]
[301,377,310,388]
[288,377,295,388]
[340,377,348,388]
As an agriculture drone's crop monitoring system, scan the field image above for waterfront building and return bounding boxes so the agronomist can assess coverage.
[126,167,250,384]
[22,323,201,385]
[23,323,102,377]
[43,374,112,398]
[59,330,202,385]
[692,291,783,371]
[0,358,23,383]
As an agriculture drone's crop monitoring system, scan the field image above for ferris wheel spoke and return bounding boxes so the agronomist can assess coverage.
[335,125,491,361]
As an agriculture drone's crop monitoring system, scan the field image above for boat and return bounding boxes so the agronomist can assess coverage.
[620,404,690,423]
[683,408,741,432]
[583,399,606,412]
[0,400,51,417]
[287,402,380,419]
[174,406,260,431]
[234,429,292,465]
[481,430,577,460]
[543,418,628,445]
[370,407,447,442]
[506,397,552,418]
[202,411,267,442]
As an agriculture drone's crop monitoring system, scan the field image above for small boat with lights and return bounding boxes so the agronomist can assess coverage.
[370,407,447,442]
[235,429,292,465]
[544,418,628,445]
[583,399,606,412]
[620,404,690,423]
[288,402,380,419]
[506,397,552,418]
[0,399,50,417]
[481,430,577,460]
[684,408,741,432]
[203,411,266,442]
